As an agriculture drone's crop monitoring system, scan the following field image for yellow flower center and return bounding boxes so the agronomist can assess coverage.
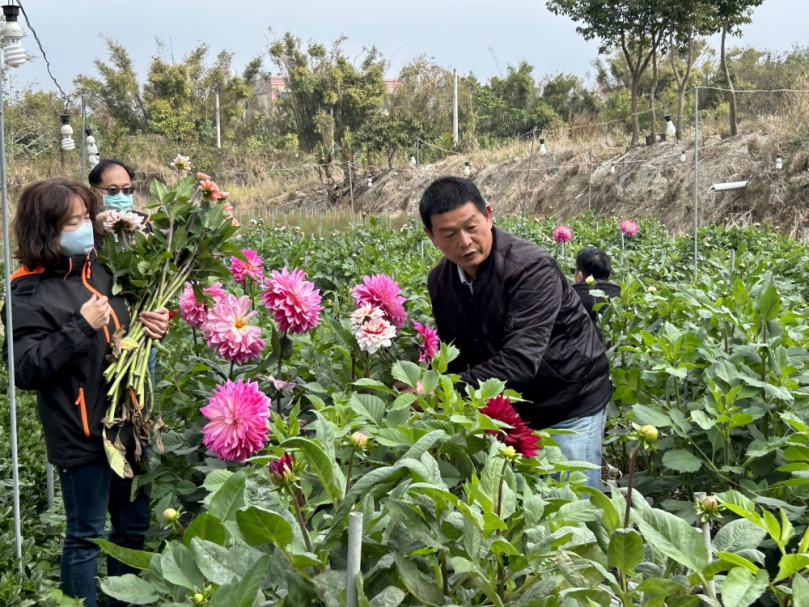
[234,318,246,329]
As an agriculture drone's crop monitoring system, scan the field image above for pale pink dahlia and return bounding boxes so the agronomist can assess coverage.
[350,304,384,333]
[620,219,639,237]
[354,317,397,354]
[261,266,322,334]
[204,295,265,363]
[413,320,439,363]
[230,249,264,285]
[170,154,191,174]
[200,379,271,462]
[552,225,573,243]
[352,274,407,328]
[178,282,228,330]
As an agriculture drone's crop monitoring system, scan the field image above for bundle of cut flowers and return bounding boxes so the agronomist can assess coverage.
[97,158,239,475]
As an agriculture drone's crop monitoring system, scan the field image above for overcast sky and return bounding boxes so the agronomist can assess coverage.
[8,0,807,94]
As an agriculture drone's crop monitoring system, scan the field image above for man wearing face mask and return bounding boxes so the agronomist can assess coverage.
[88,159,152,232]
[1,179,169,606]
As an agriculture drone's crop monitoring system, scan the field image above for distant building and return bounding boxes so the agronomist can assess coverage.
[253,75,399,109]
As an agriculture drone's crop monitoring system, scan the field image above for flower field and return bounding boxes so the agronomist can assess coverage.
[3,191,809,606]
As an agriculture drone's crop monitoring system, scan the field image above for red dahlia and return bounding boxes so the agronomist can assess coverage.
[480,395,542,457]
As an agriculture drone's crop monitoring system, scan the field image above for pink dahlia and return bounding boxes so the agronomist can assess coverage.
[552,225,573,244]
[200,179,223,202]
[197,172,211,181]
[178,282,228,330]
[200,379,271,462]
[230,249,264,285]
[354,317,397,354]
[261,267,322,334]
[350,304,384,333]
[204,294,265,363]
[620,219,639,237]
[170,154,191,174]
[413,320,439,363]
[352,274,407,328]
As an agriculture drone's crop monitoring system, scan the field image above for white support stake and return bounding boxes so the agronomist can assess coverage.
[345,512,364,607]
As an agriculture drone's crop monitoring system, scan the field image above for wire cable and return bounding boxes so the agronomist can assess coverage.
[15,0,71,107]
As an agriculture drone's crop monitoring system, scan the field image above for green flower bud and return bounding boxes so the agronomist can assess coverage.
[193,593,205,604]
[701,496,719,513]
[163,508,179,524]
[350,431,368,449]
[640,425,659,443]
[503,446,518,459]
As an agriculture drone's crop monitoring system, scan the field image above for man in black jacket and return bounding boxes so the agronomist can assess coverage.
[420,177,611,489]
[572,247,622,344]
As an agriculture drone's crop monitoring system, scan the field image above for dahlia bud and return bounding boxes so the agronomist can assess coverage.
[503,446,518,459]
[585,275,595,286]
[647,286,657,293]
[701,496,719,513]
[193,593,205,604]
[163,508,180,524]
[269,452,295,486]
[350,431,368,449]
[640,425,659,443]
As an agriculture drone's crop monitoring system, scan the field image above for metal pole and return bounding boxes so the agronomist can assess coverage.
[693,86,699,282]
[452,69,458,147]
[345,511,364,607]
[520,128,536,236]
[215,91,221,149]
[80,96,86,183]
[0,63,23,561]
[348,159,355,222]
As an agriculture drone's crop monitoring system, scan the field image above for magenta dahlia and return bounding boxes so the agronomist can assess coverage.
[178,282,228,330]
[204,294,265,363]
[200,379,271,462]
[230,249,264,285]
[480,395,542,457]
[552,225,573,244]
[620,219,639,237]
[352,274,407,328]
[413,320,439,363]
[261,267,322,334]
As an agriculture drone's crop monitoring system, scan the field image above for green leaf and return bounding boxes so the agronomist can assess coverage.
[161,544,205,591]
[236,506,294,548]
[721,567,769,607]
[758,286,780,322]
[714,552,760,574]
[476,378,506,401]
[634,577,685,598]
[774,554,809,584]
[209,554,270,607]
[281,437,343,506]
[607,529,644,571]
[99,575,159,605]
[662,449,703,473]
[792,572,809,607]
[392,361,421,389]
[183,513,225,548]
[208,471,247,522]
[394,554,445,606]
[92,539,154,570]
[635,508,708,571]
[349,393,386,425]
[370,586,407,607]
[403,430,445,460]
[632,404,671,427]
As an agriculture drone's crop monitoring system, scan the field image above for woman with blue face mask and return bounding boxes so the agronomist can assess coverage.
[1,178,169,607]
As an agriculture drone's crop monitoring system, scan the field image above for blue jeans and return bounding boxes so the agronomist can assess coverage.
[551,406,607,490]
[58,452,151,607]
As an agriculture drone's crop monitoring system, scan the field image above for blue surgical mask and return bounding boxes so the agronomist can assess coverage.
[60,221,95,257]
[103,193,133,211]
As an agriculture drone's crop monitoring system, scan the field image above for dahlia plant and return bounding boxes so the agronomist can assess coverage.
[97,161,240,476]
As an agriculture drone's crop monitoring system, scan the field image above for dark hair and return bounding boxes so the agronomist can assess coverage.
[576,247,611,280]
[419,177,487,231]
[14,178,103,269]
[88,159,135,187]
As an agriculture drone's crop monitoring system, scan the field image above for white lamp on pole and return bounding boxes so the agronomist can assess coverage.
[776,154,783,170]
[538,138,547,157]
[610,163,615,174]
[464,161,470,176]
[1,4,25,68]
[665,114,676,138]
[680,150,686,162]
[60,114,75,151]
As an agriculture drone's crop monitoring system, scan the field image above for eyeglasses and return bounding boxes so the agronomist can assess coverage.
[96,185,135,196]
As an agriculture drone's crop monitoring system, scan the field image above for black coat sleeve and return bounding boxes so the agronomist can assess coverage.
[459,258,561,387]
[1,300,98,390]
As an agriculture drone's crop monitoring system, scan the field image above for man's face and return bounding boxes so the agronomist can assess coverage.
[425,202,493,279]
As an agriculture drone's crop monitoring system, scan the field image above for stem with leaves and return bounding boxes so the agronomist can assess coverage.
[624,443,641,528]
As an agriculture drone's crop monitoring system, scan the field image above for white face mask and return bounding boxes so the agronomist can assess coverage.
[60,221,95,257]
